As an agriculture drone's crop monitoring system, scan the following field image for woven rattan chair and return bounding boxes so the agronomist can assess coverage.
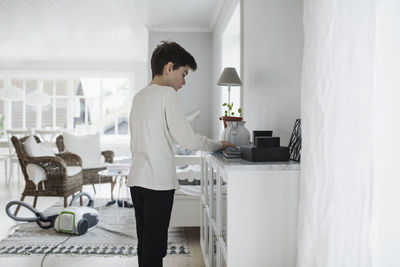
[56,135,116,199]
[11,135,83,215]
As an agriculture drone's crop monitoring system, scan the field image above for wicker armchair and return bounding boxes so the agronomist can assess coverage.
[56,135,116,198]
[11,135,83,215]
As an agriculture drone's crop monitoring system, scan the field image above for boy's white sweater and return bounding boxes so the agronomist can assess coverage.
[127,84,222,190]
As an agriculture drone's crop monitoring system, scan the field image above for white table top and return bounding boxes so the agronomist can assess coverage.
[98,169,129,177]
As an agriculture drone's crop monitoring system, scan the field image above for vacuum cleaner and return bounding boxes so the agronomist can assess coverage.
[5,192,99,235]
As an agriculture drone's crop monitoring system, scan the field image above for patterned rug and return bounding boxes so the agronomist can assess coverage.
[0,199,189,257]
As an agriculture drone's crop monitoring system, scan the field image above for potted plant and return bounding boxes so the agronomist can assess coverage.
[220,102,243,128]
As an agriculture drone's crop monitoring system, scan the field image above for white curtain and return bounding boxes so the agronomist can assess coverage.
[298,0,400,266]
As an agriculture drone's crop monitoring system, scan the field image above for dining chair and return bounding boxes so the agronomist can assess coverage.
[0,152,8,185]
[34,128,61,143]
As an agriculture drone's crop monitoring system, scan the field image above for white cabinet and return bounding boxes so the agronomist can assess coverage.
[200,153,300,267]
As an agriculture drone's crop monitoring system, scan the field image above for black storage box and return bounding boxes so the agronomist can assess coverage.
[252,130,272,143]
[254,136,280,147]
[240,145,290,162]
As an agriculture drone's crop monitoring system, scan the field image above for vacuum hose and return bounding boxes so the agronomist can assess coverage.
[5,192,94,230]
[5,201,57,229]
[69,192,94,207]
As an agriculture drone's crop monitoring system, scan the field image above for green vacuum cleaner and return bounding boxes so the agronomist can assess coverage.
[5,192,99,235]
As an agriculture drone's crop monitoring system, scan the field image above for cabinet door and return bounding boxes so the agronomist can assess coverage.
[203,157,211,206]
[207,161,218,224]
[220,240,227,267]
[211,227,219,267]
[207,161,214,212]
[210,162,218,223]
[221,255,227,267]
[220,173,228,248]
[201,204,210,263]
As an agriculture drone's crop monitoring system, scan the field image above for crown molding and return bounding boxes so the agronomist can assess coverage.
[146,24,212,33]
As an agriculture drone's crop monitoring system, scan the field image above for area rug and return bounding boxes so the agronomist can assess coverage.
[0,199,189,257]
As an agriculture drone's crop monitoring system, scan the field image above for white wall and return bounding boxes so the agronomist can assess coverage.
[148,32,214,137]
[372,0,400,265]
[212,0,240,139]
[242,0,303,144]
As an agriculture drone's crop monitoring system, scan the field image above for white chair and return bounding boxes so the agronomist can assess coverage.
[35,128,61,143]
[0,152,8,185]
[6,129,32,185]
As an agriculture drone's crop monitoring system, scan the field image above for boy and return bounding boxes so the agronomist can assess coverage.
[128,41,237,267]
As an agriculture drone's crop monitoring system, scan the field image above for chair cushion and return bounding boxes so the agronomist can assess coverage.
[22,135,55,157]
[63,132,102,169]
[66,166,83,177]
[22,136,56,186]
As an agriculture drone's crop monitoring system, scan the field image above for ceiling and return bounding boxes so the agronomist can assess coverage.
[0,0,224,62]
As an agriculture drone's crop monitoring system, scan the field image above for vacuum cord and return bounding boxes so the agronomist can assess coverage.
[40,235,72,267]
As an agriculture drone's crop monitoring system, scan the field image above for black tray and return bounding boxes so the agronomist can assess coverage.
[240,145,289,162]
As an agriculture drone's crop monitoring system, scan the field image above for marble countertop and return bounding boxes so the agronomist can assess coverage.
[208,152,300,172]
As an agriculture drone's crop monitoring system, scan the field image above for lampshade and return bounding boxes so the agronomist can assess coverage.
[217,67,242,86]
[0,85,23,100]
[26,90,51,106]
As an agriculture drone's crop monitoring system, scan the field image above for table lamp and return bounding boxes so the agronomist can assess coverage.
[217,67,242,106]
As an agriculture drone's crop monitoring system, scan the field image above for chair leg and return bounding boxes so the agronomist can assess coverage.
[33,196,38,208]
[14,195,25,216]
[4,160,7,186]
[64,197,67,207]
[8,161,13,185]
[111,179,116,200]
[80,190,83,206]
[92,184,96,194]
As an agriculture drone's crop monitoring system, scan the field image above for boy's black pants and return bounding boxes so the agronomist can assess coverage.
[130,186,175,267]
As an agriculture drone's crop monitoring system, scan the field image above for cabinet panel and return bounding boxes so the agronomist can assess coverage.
[211,166,217,223]
[204,159,211,206]
[201,205,209,260]
[201,154,299,267]
[211,228,218,267]
[221,253,227,267]
[208,162,217,224]
[221,175,227,247]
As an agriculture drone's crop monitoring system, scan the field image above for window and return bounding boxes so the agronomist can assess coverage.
[0,76,134,136]
[221,2,241,128]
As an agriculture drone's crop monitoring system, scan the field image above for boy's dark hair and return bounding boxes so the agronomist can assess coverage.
[151,41,197,78]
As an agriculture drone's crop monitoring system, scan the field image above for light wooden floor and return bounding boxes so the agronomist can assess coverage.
[0,166,205,267]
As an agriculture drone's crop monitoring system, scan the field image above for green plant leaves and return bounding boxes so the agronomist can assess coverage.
[222,102,242,117]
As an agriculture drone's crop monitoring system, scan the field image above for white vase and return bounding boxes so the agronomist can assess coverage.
[225,121,250,147]
[221,122,232,140]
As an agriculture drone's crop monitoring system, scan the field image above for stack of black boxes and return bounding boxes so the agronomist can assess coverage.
[240,131,289,162]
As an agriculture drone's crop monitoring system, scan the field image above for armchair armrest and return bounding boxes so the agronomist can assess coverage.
[26,156,68,178]
[56,152,83,167]
[101,150,114,163]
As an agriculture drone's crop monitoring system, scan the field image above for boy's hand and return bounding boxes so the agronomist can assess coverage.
[221,141,239,150]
